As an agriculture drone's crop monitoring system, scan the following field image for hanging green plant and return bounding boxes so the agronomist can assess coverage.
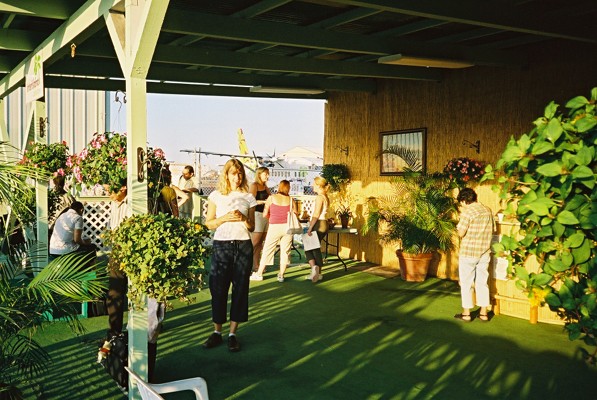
[321,163,350,192]
[18,141,70,177]
[102,213,211,309]
[483,87,597,364]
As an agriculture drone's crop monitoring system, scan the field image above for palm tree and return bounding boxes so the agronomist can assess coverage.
[0,142,108,399]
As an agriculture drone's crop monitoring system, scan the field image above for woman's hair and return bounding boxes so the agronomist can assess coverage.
[218,159,248,194]
[457,188,477,204]
[254,167,270,185]
[161,167,172,186]
[313,176,329,191]
[70,201,84,213]
[277,180,291,196]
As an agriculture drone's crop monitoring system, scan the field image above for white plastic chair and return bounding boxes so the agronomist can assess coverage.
[125,367,209,400]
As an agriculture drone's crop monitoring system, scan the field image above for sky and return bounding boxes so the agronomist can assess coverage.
[109,94,326,169]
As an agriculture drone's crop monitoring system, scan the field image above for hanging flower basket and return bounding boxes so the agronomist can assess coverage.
[443,157,486,186]
[19,141,70,177]
[72,132,166,197]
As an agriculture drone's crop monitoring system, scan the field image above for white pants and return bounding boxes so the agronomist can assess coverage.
[259,223,293,268]
[458,253,491,309]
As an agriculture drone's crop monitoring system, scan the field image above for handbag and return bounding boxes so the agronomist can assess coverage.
[287,199,303,234]
[98,332,129,390]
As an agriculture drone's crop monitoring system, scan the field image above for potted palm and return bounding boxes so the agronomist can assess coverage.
[362,171,458,281]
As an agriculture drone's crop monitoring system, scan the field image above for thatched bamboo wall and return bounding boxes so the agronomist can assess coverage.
[324,41,597,279]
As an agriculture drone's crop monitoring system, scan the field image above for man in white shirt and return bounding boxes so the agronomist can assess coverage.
[176,165,200,219]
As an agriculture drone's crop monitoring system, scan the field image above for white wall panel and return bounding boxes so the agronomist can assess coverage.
[3,88,109,154]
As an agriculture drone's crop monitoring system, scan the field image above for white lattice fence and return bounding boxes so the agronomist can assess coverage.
[80,197,111,253]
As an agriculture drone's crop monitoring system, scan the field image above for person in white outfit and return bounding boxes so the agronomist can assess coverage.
[250,180,297,282]
[304,176,330,283]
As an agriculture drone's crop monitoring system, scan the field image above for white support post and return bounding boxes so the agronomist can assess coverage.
[33,101,48,275]
[106,1,170,398]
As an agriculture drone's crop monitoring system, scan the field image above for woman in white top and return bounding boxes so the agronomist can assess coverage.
[249,167,270,272]
[305,176,330,283]
[203,159,256,353]
[250,180,297,282]
[49,201,96,259]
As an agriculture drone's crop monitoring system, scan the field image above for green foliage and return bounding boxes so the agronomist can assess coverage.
[486,88,597,364]
[18,141,70,176]
[1,142,47,235]
[0,249,108,399]
[8,184,36,226]
[321,163,350,192]
[362,171,458,254]
[102,213,211,309]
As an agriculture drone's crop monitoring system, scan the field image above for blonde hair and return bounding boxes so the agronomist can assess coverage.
[254,167,270,185]
[313,176,329,191]
[218,159,248,195]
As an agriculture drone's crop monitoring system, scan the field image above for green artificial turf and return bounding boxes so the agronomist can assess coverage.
[26,260,595,399]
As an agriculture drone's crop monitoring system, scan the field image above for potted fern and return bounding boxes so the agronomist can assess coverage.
[362,171,458,281]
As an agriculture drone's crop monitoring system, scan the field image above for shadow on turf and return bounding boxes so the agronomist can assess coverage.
[29,260,595,400]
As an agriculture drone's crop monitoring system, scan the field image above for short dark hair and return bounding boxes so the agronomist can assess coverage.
[184,165,194,174]
[70,201,85,213]
[457,188,477,204]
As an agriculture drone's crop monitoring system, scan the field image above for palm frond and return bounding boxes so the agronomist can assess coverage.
[381,145,423,171]
[3,333,50,379]
[29,252,108,302]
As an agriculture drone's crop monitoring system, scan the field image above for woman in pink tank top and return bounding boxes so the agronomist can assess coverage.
[250,180,297,282]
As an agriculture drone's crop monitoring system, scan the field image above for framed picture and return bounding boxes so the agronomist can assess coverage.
[380,128,426,175]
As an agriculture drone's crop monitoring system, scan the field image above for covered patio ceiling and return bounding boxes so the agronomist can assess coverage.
[0,0,595,100]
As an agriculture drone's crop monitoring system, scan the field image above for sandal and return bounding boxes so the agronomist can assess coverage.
[454,313,471,322]
[478,313,489,322]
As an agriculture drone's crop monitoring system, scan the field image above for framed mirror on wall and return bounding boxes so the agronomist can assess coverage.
[379,128,426,175]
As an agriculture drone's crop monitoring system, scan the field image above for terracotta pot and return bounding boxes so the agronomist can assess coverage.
[396,251,433,282]
[340,215,349,229]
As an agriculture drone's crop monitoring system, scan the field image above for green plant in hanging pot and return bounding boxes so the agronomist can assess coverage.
[18,141,70,177]
[482,87,597,364]
[362,171,458,281]
[321,163,350,192]
[102,213,211,309]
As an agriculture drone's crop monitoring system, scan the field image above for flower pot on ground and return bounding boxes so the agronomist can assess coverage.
[396,250,434,282]
[362,170,458,281]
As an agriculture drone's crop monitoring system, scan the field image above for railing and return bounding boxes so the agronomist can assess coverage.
[78,195,318,251]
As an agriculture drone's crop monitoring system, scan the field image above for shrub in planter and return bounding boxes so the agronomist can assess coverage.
[102,213,211,309]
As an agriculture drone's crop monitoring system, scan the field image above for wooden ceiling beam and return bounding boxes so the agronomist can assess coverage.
[44,75,328,99]
[333,0,597,44]
[77,43,443,81]
[161,9,524,67]
[0,0,82,20]
[47,57,377,92]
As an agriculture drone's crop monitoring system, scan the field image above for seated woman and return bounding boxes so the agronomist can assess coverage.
[250,180,297,282]
[49,201,97,262]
